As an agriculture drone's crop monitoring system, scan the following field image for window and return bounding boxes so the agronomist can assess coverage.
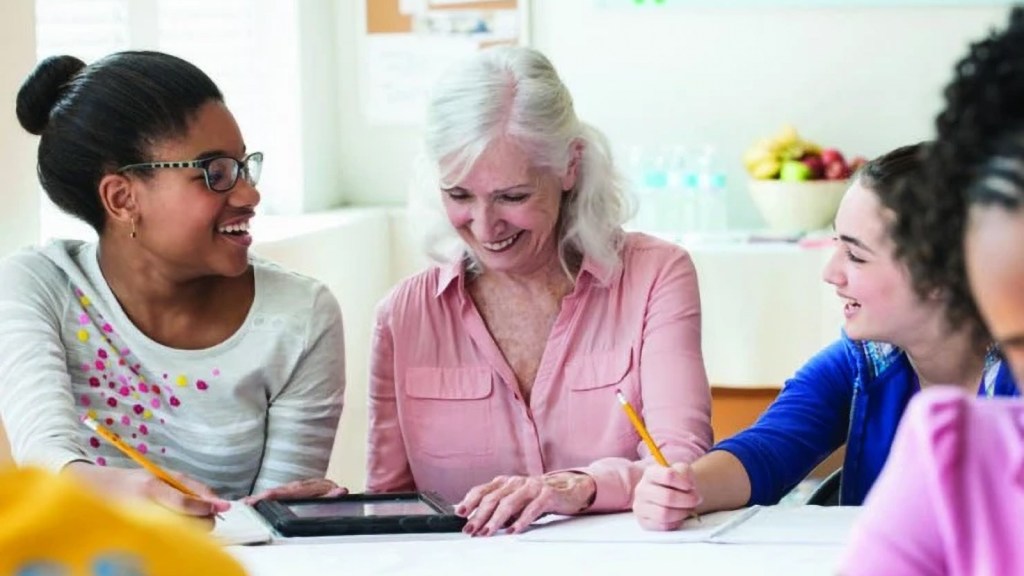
[34,0,338,241]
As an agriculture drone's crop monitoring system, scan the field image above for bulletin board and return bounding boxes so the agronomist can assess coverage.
[360,0,529,125]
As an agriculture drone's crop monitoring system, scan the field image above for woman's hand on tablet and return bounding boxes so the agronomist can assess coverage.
[455,472,596,536]
[244,478,348,505]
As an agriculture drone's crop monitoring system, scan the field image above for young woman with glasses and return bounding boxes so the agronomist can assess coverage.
[1,51,346,522]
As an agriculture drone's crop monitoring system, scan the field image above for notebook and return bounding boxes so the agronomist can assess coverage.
[212,502,275,546]
[708,505,862,545]
[517,505,860,546]
[516,508,757,543]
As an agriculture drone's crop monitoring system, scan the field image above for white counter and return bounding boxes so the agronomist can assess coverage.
[684,234,843,389]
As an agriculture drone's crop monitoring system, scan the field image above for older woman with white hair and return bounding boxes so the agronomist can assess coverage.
[367,46,712,536]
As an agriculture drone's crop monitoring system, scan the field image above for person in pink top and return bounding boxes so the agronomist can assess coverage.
[367,46,712,536]
[842,388,1024,576]
[842,8,1024,575]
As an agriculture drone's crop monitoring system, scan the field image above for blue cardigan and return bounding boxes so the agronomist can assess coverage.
[714,334,1019,506]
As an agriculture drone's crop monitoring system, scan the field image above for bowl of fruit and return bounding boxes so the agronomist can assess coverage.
[743,126,865,233]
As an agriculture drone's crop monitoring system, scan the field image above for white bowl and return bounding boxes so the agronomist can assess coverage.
[748,179,850,233]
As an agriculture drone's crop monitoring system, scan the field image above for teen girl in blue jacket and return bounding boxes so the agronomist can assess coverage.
[631,144,1019,531]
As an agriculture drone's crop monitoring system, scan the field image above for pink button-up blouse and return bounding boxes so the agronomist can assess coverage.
[367,232,712,511]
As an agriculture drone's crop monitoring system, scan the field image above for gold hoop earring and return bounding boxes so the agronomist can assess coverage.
[130,218,137,239]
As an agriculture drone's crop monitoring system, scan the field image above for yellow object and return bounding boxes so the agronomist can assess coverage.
[83,416,199,499]
[617,391,701,521]
[0,467,246,576]
[615,391,669,467]
[743,125,824,179]
[750,159,782,180]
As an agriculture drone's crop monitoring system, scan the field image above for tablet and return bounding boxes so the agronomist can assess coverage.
[252,492,467,537]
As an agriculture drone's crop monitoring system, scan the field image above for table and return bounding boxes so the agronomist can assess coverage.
[230,538,843,576]
[226,508,853,576]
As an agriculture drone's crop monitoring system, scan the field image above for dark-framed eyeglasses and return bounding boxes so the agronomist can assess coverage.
[117,151,264,193]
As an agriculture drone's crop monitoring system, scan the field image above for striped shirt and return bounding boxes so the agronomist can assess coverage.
[0,240,344,498]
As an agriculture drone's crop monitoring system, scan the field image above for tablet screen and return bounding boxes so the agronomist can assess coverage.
[288,499,438,518]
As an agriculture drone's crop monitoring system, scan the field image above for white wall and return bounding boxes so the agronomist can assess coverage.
[298,0,344,213]
[0,0,39,468]
[335,0,423,209]
[253,209,394,490]
[1,0,40,254]
[334,2,1012,227]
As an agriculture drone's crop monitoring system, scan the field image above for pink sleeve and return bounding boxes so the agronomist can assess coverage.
[840,388,965,576]
[581,249,713,512]
[366,301,416,493]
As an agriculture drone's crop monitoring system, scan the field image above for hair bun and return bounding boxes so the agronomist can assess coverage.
[16,55,86,135]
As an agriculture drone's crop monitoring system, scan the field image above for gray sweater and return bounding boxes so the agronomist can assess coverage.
[0,240,344,498]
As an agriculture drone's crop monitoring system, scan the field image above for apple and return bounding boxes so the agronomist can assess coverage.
[848,155,868,174]
[800,153,825,180]
[825,160,851,180]
[821,148,846,166]
[780,160,812,181]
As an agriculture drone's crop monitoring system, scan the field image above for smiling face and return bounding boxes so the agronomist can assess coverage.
[131,100,260,279]
[966,206,1024,382]
[440,137,575,276]
[822,180,940,344]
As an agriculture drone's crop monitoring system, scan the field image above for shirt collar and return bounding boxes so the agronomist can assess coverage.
[434,256,466,299]
[434,248,623,300]
[577,249,622,288]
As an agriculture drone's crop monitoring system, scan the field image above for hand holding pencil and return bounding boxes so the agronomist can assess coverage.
[79,415,229,522]
[616,390,702,530]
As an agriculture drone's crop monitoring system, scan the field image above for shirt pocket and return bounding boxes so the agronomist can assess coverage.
[402,366,495,457]
[564,347,639,452]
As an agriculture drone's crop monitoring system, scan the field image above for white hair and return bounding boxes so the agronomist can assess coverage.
[408,45,632,279]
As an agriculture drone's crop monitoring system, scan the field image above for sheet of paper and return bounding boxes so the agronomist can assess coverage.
[709,505,862,546]
[361,34,475,125]
[213,502,274,546]
[515,508,758,543]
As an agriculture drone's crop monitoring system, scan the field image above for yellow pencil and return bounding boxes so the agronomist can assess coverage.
[616,390,700,522]
[82,415,221,516]
[616,390,669,466]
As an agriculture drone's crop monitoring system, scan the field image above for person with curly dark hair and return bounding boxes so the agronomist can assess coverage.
[842,8,1024,575]
[884,8,1024,351]
[957,12,1024,383]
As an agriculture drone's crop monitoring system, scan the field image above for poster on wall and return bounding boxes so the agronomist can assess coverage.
[360,0,529,125]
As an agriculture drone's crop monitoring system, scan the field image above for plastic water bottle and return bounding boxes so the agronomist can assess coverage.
[680,165,699,236]
[666,146,692,241]
[642,151,671,237]
[694,145,728,233]
[625,146,651,232]
[626,146,671,236]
